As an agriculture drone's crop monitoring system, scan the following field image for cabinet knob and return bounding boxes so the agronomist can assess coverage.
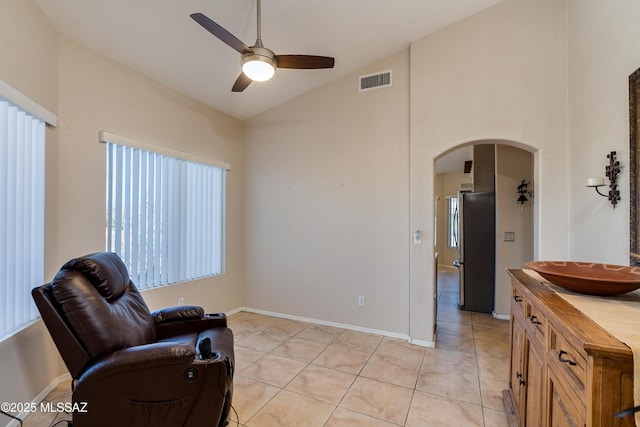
[514,296,523,303]
[558,350,577,366]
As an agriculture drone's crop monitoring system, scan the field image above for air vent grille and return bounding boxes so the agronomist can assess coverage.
[359,70,392,92]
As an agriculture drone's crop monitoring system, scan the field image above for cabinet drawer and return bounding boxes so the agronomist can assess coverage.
[511,284,525,316]
[525,302,546,343]
[549,326,587,392]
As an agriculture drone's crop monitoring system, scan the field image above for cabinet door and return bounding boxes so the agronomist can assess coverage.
[525,336,545,427]
[510,316,526,423]
[548,368,585,427]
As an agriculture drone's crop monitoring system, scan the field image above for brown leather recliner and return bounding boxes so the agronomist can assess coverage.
[32,252,234,427]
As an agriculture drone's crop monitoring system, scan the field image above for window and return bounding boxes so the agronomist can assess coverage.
[105,136,227,290]
[0,98,45,340]
[447,196,459,248]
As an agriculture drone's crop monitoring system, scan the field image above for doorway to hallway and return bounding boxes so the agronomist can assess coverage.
[434,142,534,319]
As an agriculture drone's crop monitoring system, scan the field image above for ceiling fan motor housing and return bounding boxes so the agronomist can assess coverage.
[242,46,276,81]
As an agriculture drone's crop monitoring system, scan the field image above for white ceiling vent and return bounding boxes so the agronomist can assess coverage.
[359,70,392,92]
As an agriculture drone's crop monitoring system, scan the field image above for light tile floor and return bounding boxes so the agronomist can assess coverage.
[23,267,510,426]
[18,382,73,427]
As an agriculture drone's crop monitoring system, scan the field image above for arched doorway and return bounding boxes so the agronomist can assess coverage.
[434,140,535,319]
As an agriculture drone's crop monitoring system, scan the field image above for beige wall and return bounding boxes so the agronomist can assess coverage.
[243,0,569,344]
[0,1,58,113]
[495,144,533,316]
[0,0,244,408]
[244,50,411,335]
[55,37,244,314]
[410,0,568,343]
[567,0,640,264]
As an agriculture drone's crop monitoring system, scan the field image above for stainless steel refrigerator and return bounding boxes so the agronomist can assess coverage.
[452,191,495,313]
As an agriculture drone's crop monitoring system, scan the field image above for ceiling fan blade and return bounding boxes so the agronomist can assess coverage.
[190,13,252,54]
[232,73,253,92]
[276,55,335,69]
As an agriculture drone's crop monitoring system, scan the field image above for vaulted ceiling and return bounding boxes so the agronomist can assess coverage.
[36,0,503,120]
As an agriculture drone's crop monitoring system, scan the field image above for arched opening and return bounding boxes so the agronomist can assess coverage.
[434,140,536,321]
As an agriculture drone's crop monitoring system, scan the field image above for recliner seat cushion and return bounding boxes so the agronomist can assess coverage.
[51,252,156,359]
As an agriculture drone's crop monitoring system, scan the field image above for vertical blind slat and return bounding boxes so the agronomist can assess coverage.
[0,102,8,338]
[106,142,113,250]
[32,120,45,320]
[145,152,155,287]
[179,162,187,281]
[6,107,18,335]
[114,145,123,257]
[161,158,170,285]
[123,147,131,272]
[154,154,161,286]
[139,151,148,286]
[17,112,28,329]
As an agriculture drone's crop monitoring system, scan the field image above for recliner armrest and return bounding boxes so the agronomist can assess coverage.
[152,305,205,324]
[155,312,228,340]
[79,342,196,383]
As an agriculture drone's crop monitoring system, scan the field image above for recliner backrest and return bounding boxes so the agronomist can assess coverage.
[50,252,156,360]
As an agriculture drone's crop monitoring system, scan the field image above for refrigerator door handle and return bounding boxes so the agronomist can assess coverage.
[452,206,459,247]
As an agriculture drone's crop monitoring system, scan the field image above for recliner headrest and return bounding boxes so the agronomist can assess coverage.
[61,252,130,301]
[50,252,156,359]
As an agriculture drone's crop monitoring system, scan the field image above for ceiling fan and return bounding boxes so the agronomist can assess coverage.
[191,0,335,92]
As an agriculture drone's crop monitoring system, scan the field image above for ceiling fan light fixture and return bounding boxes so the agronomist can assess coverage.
[241,47,276,81]
[191,2,334,92]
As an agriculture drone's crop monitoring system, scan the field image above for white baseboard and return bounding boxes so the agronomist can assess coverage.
[492,311,510,321]
[224,307,243,316]
[235,307,415,343]
[4,373,72,427]
[409,338,436,348]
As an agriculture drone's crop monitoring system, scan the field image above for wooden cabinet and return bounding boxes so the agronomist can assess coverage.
[504,270,635,427]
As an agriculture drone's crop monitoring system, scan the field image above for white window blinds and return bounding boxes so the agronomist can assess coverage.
[0,98,45,340]
[105,140,226,290]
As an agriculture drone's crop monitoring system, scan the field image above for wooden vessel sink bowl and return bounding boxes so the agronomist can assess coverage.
[524,261,640,296]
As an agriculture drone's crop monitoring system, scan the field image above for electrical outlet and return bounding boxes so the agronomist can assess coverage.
[178,297,184,305]
[358,296,365,307]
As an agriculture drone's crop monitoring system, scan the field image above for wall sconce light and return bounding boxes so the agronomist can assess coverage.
[586,151,621,208]
[517,180,532,204]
